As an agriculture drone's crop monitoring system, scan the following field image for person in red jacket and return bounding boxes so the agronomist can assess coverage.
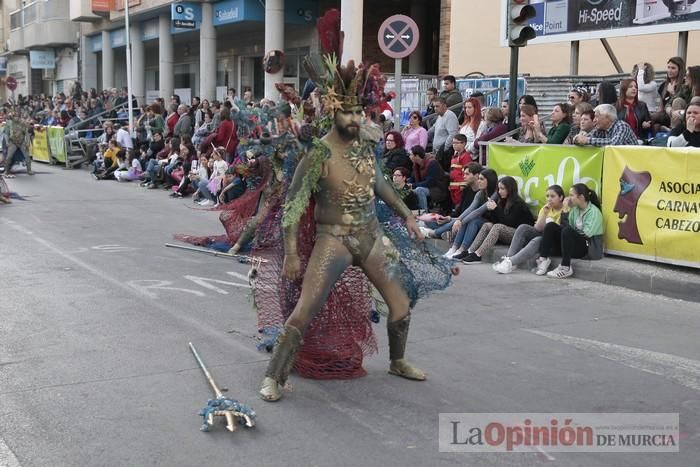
[448,134,470,206]
[212,107,238,163]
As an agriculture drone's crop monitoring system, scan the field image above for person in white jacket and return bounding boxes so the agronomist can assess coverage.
[632,62,659,113]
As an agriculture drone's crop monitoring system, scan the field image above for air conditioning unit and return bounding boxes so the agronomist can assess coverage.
[42,68,55,80]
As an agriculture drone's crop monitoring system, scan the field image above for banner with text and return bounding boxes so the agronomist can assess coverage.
[47,127,67,164]
[602,146,700,268]
[488,143,604,214]
[503,0,700,45]
[30,126,51,163]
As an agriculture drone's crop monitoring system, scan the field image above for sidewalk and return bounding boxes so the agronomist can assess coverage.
[427,239,700,303]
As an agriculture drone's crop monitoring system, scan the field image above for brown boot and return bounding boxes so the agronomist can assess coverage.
[387,313,426,381]
[259,325,303,402]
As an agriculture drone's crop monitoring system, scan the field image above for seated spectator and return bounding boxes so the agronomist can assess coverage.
[518,95,539,113]
[173,104,193,139]
[401,111,428,150]
[493,185,565,274]
[458,97,485,155]
[424,87,438,116]
[632,62,659,113]
[565,103,594,144]
[382,130,412,174]
[392,167,419,211]
[667,101,700,147]
[165,104,179,137]
[531,103,572,144]
[568,87,590,106]
[114,151,142,182]
[472,107,508,161]
[93,141,122,180]
[448,134,471,207]
[538,183,604,278]
[218,165,248,205]
[440,75,463,108]
[460,176,535,264]
[427,97,459,171]
[514,104,539,143]
[652,56,690,132]
[616,79,651,139]
[212,107,238,163]
[407,145,449,213]
[685,65,700,101]
[573,104,639,146]
[143,137,180,188]
[192,110,213,147]
[442,168,498,259]
[425,161,482,236]
[173,154,209,198]
[595,81,618,106]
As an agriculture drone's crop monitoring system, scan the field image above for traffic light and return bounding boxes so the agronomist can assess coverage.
[508,0,536,47]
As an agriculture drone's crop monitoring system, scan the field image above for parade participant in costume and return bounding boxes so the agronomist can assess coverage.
[257,52,453,402]
[2,111,33,176]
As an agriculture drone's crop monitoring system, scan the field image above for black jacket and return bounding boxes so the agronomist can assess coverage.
[617,101,650,137]
[382,148,412,174]
[486,199,534,228]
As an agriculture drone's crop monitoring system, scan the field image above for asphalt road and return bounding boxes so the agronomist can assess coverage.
[1,165,699,467]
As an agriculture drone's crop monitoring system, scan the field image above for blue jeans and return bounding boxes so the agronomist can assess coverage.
[433,219,456,237]
[452,217,485,250]
[198,179,215,201]
[414,187,430,211]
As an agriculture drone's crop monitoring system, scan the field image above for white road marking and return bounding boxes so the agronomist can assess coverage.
[0,436,21,467]
[526,329,700,392]
[0,218,259,357]
[183,275,249,294]
[125,279,207,298]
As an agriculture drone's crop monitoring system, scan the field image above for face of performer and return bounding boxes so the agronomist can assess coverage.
[335,106,362,139]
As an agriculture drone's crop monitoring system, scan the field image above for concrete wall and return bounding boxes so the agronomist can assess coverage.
[449,0,700,77]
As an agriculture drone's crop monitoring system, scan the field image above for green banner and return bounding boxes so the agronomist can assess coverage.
[488,143,604,213]
[47,126,66,163]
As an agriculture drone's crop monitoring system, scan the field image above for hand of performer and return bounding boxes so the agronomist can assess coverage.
[282,254,302,280]
[406,215,424,242]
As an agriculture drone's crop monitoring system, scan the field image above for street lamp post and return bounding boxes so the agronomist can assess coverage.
[125,0,134,137]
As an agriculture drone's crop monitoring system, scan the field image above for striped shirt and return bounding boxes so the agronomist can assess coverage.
[587,120,639,147]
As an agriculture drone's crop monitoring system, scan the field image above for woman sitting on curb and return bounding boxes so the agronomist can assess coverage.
[460,176,535,264]
[492,185,565,274]
[538,183,604,279]
[442,168,499,259]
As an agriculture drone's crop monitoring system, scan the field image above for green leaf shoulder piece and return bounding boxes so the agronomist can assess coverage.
[282,137,331,228]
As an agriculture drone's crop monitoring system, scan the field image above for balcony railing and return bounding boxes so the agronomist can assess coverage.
[9,0,71,30]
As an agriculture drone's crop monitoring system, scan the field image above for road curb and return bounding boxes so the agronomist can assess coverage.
[428,239,700,303]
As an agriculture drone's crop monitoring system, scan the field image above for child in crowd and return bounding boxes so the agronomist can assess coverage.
[93,140,121,180]
[492,185,565,274]
[461,176,534,264]
[538,183,604,279]
[448,134,471,207]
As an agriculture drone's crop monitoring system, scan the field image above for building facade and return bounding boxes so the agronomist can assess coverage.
[5,0,80,98]
[71,0,441,105]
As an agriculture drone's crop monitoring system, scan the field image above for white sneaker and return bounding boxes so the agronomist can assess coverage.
[199,199,215,207]
[535,257,551,276]
[442,247,456,258]
[494,257,514,274]
[547,264,573,279]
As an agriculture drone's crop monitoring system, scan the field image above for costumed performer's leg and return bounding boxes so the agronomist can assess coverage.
[260,233,353,402]
[22,144,33,175]
[359,234,426,381]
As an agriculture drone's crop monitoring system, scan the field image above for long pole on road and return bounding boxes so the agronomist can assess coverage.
[125,0,134,138]
[507,46,519,132]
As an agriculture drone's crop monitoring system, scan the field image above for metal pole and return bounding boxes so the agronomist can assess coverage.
[677,31,688,64]
[125,0,134,138]
[570,40,579,76]
[507,46,519,132]
[394,58,402,130]
[600,39,623,74]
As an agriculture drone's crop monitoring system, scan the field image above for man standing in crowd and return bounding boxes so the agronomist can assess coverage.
[573,104,639,147]
[427,97,459,171]
[173,104,193,139]
[668,101,700,147]
[440,75,463,108]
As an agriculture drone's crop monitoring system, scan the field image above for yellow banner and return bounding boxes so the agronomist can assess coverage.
[602,146,700,268]
[31,126,51,163]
